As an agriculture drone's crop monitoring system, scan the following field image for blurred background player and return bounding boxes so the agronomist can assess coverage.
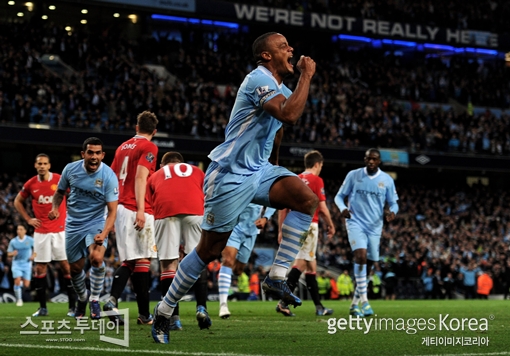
[276,150,335,317]
[334,148,398,317]
[147,151,210,330]
[49,137,118,320]
[218,204,275,319]
[14,153,75,317]
[106,111,159,325]
[7,224,34,306]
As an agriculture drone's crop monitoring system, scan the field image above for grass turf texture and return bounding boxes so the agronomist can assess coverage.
[0,299,508,356]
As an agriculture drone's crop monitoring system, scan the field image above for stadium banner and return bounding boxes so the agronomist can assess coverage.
[195,1,499,48]
[93,0,195,12]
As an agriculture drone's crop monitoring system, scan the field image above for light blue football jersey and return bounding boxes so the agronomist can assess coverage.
[335,167,399,234]
[208,66,292,174]
[7,236,34,263]
[58,160,118,234]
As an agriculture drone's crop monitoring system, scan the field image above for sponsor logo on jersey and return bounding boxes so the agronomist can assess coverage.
[356,189,382,197]
[38,195,53,204]
[95,179,103,188]
[145,152,155,163]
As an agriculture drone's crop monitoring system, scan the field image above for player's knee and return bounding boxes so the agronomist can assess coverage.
[35,263,47,276]
[89,255,103,268]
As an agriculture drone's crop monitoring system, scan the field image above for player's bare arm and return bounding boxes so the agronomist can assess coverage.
[263,56,316,125]
[48,189,66,220]
[318,201,336,239]
[94,200,118,245]
[134,164,150,231]
[14,193,41,229]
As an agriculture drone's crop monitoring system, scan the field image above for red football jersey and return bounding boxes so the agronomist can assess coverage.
[298,171,326,223]
[19,172,66,233]
[110,135,158,214]
[148,163,205,219]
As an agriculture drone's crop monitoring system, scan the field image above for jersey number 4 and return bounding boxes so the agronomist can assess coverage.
[118,156,129,186]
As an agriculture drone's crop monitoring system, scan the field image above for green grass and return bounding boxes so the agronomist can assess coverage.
[0,299,508,356]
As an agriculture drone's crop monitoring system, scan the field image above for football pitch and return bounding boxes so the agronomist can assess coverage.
[0,299,508,356]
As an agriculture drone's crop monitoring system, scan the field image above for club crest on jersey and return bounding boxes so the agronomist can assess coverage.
[51,184,58,191]
[206,213,214,225]
[378,182,385,188]
[145,152,155,163]
[321,187,325,195]
[94,179,103,188]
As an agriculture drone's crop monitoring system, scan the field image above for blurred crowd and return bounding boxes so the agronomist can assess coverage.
[2,21,510,155]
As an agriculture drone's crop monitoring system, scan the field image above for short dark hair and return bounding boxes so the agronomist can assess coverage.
[82,137,104,152]
[137,111,158,134]
[35,153,50,162]
[304,150,323,169]
[252,32,278,63]
[161,152,184,165]
[365,148,380,157]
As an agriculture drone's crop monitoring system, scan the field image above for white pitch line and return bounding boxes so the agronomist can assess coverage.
[0,343,277,356]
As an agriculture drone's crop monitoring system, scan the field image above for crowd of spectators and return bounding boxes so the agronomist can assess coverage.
[2,20,510,156]
[227,0,510,33]
[316,179,510,299]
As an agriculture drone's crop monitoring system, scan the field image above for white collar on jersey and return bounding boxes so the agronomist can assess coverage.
[37,172,53,182]
[364,167,381,179]
[133,135,149,140]
[257,65,283,89]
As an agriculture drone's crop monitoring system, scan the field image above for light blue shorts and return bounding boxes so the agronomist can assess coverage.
[202,161,295,233]
[346,222,381,262]
[66,224,108,264]
[226,204,263,264]
[12,262,32,280]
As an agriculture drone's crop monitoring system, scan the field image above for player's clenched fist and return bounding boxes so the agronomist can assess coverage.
[48,209,60,220]
[296,55,316,79]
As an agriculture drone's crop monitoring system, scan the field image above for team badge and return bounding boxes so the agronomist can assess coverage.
[145,152,155,163]
[378,182,385,188]
[206,213,215,225]
[51,184,58,191]
[95,179,103,188]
